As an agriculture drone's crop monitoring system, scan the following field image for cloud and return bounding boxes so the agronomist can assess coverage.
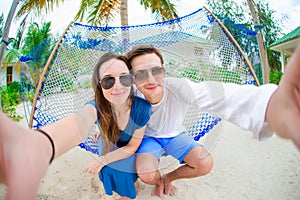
[291,0,300,6]
[267,0,300,33]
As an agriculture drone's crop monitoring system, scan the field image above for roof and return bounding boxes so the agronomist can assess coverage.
[269,26,300,47]
[269,26,300,55]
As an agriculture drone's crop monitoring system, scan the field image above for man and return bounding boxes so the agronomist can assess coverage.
[126,43,300,198]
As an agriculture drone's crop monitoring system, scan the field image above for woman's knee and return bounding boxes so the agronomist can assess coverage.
[137,171,157,183]
[136,153,158,182]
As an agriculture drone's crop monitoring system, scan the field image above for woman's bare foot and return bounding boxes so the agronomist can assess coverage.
[117,196,131,200]
[134,179,140,194]
[116,179,140,200]
[0,113,52,200]
[151,178,164,198]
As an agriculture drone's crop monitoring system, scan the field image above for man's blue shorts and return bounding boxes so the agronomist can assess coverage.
[137,132,202,163]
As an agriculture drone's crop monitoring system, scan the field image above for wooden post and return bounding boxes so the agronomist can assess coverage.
[246,0,270,83]
[203,6,260,86]
[29,21,74,128]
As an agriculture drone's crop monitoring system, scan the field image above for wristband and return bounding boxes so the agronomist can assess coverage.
[37,129,55,164]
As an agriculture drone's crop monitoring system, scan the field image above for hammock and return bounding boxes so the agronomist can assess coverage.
[28,7,259,155]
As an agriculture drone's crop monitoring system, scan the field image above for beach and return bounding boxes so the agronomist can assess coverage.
[1,107,300,199]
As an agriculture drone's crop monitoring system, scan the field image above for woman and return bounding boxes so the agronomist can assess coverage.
[0,52,151,200]
[83,52,151,199]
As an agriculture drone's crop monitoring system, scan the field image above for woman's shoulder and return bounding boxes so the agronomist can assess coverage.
[133,96,151,108]
[85,99,96,107]
[131,96,151,126]
[131,96,151,117]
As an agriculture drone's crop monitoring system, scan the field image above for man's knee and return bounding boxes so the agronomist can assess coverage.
[196,153,213,175]
[184,146,214,176]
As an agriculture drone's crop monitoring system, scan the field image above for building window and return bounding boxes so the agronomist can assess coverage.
[7,66,12,85]
[194,47,203,56]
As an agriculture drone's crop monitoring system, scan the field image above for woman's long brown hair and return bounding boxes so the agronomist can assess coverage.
[92,52,134,154]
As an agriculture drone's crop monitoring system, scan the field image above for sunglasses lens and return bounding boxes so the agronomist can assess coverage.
[134,67,165,83]
[134,70,148,82]
[100,77,115,89]
[151,67,164,77]
[100,74,133,89]
[120,74,134,87]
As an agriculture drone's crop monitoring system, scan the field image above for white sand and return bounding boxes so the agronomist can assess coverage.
[1,106,300,199]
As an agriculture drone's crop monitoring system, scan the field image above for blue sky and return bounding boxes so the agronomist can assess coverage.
[1,0,299,37]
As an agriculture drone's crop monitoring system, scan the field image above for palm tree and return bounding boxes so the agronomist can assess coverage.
[4,21,53,86]
[17,0,179,51]
[0,0,178,64]
[0,0,20,68]
[16,0,179,26]
[0,13,4,36]
[1,0,178,67]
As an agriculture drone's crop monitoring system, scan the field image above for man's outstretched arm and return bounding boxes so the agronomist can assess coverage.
[266,39,300,150]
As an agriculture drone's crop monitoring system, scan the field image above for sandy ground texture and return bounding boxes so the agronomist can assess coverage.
[0,106,300,200]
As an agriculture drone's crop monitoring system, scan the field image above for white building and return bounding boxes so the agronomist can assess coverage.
[0,62,20,86]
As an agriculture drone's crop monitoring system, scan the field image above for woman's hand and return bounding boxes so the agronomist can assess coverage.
[0,113,52,200]
[84,156,108,175]
[92,132,100,143]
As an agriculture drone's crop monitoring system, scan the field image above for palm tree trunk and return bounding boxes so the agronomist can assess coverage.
[120,0,130,52]
[246,0,269,83]
[0,0,20,68]
[120,0,128,26]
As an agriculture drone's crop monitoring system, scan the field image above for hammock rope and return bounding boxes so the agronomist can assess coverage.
[28,7,258,154]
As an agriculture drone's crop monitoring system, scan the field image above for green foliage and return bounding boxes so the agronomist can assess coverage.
[254,64,263,85]
[59,76,75,91]
[180,66,204,82]
[20,81,36,102]
[269,69,283,85]
[215,68,242,84]
[176,63,242,84]
[206,0,284,78]
[23,22,52,55]
[0,13,4,37]
[72,0,179,26]
[255,64,283,85]
[38,194,49,200]
[4,21,55,89]
[0,82,23,121]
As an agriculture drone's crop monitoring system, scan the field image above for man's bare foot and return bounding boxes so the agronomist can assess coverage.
[151,179,164,198]
[163,175,175,196]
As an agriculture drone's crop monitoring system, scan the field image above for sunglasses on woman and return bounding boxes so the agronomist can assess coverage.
[133,66,165,84]
[99,74,134,90]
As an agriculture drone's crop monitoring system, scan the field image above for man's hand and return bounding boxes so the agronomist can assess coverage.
[266,39,300,150]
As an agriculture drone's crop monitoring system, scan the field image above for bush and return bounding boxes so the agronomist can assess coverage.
[1,81,23,121]
[269,69,283,85]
